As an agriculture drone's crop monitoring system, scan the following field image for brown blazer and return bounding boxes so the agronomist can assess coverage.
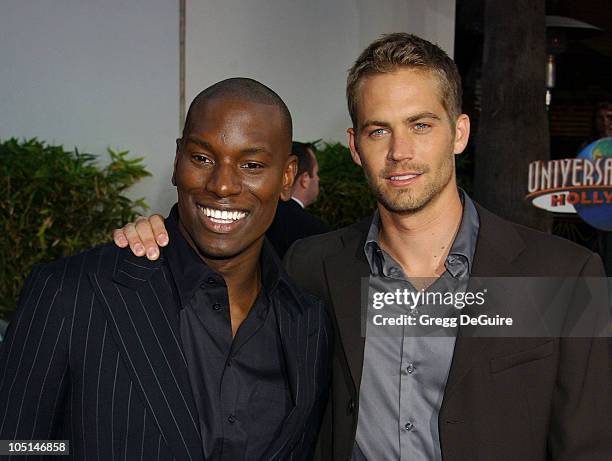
[284,203,611,461]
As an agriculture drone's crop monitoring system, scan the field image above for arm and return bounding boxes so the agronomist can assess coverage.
[112,214,168,260]
[548,252,612,460]
[0,265,71,441]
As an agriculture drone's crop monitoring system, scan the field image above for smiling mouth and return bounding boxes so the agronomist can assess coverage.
[196,204,249,225]
[389,173,421,181]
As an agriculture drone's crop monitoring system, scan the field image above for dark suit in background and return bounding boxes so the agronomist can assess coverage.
[266,198,330,259]
[285,203,611,461]
[0,237,332,460]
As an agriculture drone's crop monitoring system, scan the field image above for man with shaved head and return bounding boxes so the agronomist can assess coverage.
[0,78,332,460]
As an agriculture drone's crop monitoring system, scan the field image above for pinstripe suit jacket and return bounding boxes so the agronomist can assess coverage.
[0,243,332,460]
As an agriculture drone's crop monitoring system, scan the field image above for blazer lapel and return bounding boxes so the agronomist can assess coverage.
[324,223,370,395]
[90,253,203,461]
[442,205,526,403]
[261,297,309,460]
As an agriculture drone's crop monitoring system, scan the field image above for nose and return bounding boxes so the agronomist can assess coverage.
[387,131,415,162]
[205,161,242,197]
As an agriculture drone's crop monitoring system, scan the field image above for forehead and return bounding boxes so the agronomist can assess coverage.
[185,96,287,145]
[355,68,447,120]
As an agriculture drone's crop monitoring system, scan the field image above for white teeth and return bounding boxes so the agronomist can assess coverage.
[197,205,248,222]
[390,174,418,181]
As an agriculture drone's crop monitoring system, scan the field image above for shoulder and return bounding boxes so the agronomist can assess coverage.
[286,216,370,263]
[35,242,143,283]
[12,243,128,321]
[476,204,602,275]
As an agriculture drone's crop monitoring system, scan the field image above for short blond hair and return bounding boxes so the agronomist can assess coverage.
[347,33,462,128]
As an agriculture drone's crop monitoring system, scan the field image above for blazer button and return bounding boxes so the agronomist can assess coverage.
[347,399,355,414]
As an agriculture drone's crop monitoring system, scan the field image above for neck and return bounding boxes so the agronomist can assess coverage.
[377,185,463,279]
[178,220,263,306]
[290,192,307,208]
[202,243,262,296]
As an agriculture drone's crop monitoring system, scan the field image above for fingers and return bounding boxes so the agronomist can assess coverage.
[133,216,161,260]
[122,221,147,258]
[112,215,168,260]
[149,214,169,247]
[112,228,129,248]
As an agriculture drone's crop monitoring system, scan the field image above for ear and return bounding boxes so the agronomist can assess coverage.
[452,114,470,155]
[299,171,311,189]
[280,154,297,201]
[347,127,363,167]
[172,139,181,186]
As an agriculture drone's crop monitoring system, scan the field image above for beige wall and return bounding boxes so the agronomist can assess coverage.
[0,0,455,215]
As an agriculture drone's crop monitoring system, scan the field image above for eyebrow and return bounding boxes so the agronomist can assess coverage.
[185,136,212,150]
[185,136,271,156]
[239,146,271,155]
[360,111,442,131]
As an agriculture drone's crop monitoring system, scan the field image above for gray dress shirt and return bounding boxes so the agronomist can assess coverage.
[353,191,479,461]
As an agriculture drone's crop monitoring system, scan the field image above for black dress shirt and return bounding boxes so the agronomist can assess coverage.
[163,207,293,460]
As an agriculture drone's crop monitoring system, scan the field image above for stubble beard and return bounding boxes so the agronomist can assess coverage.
[362,151,455,214]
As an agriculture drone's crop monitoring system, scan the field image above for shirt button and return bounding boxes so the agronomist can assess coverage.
[212,303,222,311]
[228,414,236,423]
[406,363,415,374]
[404,421,415,431]
[447,255,457,264]
[347,398,355,414]
[206,277,216,285]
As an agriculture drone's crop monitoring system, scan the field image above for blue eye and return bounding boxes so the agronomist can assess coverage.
[414,123,431,131]
[369,128,387,137]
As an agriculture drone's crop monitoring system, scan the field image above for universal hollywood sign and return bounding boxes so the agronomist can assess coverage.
[526,157,612,212]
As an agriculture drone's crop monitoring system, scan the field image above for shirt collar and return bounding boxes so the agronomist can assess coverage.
[290,197,305,208]
[163,204,286,308]
[364,189,480,279]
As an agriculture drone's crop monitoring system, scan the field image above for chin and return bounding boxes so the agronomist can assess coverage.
[193,234,264,261]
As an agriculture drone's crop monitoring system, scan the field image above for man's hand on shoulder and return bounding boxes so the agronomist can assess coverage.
[112,214,168,260]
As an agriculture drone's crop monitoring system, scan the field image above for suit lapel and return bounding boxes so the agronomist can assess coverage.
[90,253,203,461]
[324,224,370,395]
[260,296,309,460]
[442,205,526,403]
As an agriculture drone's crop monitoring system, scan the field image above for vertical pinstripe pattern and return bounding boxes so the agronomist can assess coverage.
[135,291,197,429]
[140,407,146,461]
[0,243,332,461]
[0,273,55,434]
[29,316,67,437]
[96,323,107,461]
[111,351,119,459]
[79,293,94,458]
[124,381,132,460]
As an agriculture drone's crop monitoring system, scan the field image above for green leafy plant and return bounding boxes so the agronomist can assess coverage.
[0,138,151,319]
[309,142,377,229]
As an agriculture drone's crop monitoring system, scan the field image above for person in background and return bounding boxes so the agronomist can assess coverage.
[266,141,330,258]
[593,101,612,140]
